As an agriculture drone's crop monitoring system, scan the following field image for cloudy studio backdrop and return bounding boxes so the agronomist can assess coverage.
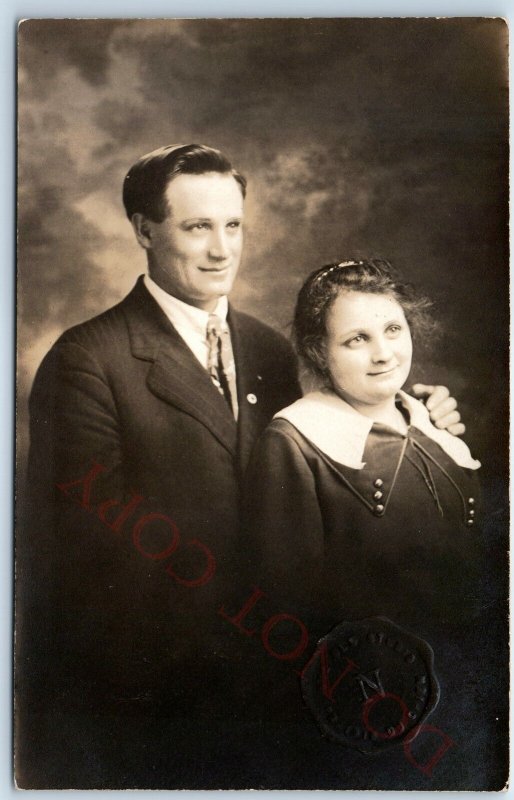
[16,17,509,789]
[18,17,508,542]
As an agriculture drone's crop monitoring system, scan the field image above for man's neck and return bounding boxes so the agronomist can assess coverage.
[147,267,220,312]
[146,272,223,314]
[144,274,229,331]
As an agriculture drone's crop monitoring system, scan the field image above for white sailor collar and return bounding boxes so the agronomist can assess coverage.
[274,388,481,471]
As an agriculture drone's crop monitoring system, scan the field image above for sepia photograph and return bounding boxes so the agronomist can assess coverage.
[15,18,509,790]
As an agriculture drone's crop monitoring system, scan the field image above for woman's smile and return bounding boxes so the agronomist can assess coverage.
[324,291,413,416]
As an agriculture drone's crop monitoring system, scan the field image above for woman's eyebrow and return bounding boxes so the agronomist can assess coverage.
[333,326,367,340]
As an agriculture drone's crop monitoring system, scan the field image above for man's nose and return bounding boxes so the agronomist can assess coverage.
[208,228,231,260]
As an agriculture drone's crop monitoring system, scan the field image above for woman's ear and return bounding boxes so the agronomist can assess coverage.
[131,213,153,249]
[305,338,328,378]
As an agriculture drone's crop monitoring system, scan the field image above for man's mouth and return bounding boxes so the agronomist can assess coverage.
[199,265,231,273]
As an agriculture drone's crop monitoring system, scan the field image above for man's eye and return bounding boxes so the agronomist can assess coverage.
[227,221,241,229]
[187,223,209,231]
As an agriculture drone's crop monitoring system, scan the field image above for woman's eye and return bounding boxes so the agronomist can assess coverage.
[387,325,402,335]
[227,221,241,229]
[346,335,365,347]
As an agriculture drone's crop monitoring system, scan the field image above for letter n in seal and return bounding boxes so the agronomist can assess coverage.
[356,668,385,701]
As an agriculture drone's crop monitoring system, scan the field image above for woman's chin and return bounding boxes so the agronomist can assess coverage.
[365,374,407,400]
[350,385,402,408]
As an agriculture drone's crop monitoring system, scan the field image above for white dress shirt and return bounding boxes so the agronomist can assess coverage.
[144,274,230,369]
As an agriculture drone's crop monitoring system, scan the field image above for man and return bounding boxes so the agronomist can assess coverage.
[17,144,462,788]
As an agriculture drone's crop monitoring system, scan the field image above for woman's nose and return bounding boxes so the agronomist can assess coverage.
[371,337,394,362]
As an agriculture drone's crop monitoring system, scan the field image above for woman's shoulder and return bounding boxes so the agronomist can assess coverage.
[272,390,372,469]
[261,416,313,451]
[266,415,307,438]
[398,391,481,471]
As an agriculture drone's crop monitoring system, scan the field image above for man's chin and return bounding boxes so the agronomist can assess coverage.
[202,277,236,298]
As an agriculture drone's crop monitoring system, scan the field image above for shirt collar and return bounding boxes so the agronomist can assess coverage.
[144,274,228,338]
[274,388,480,471]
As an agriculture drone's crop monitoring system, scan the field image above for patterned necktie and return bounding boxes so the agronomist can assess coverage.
[206,314,238,420]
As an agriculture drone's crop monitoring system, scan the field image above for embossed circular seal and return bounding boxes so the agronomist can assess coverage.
[301,617,440,754]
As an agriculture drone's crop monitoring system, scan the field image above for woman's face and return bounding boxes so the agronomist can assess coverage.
[323,291,413,410]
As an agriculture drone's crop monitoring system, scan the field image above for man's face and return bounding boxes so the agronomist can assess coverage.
[144,172,244,311]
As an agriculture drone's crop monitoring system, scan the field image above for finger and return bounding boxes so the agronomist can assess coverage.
[410,383,435,398]
[428,396,458,421]
[446,422,466,436]
[424,385,451,411]
[433,409,461,430]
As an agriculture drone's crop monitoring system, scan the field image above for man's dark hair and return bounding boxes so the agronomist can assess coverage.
[293,259,438,380]
[122,143,247,223]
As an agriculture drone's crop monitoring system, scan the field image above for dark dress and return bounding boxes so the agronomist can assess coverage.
[239,389,495,790]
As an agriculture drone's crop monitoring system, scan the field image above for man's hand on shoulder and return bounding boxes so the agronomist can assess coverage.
[411,383,465,436]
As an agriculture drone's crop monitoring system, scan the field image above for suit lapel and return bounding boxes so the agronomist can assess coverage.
[228,308,266,473]
[122,277,237,456]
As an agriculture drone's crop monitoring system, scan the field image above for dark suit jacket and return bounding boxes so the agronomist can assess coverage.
[16,276,301,788]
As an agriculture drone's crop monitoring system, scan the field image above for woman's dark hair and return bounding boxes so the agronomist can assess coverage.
[122,143,247,223]
[293,259,438,380]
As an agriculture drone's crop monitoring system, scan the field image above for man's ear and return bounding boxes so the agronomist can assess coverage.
[131,213,153,249]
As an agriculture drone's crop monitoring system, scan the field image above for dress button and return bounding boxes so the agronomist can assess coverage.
[468,509,475,517]
[466,519,474,526]
[373,491,383,501]
[374,504,385,516]
[246,393,258,404]
[468,498,475,505]
[374,478,383,488]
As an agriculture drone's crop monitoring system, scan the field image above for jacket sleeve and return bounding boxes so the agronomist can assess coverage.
[27,338,123,501]
[19,337,143,709]
[241,423,325,618]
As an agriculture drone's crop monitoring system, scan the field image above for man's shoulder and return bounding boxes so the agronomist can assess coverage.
[54,278,145,351]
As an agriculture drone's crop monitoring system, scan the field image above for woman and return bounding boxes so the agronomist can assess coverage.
[241,260,488,787]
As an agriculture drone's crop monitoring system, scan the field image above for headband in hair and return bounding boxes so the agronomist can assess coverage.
[314,260,365,283]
